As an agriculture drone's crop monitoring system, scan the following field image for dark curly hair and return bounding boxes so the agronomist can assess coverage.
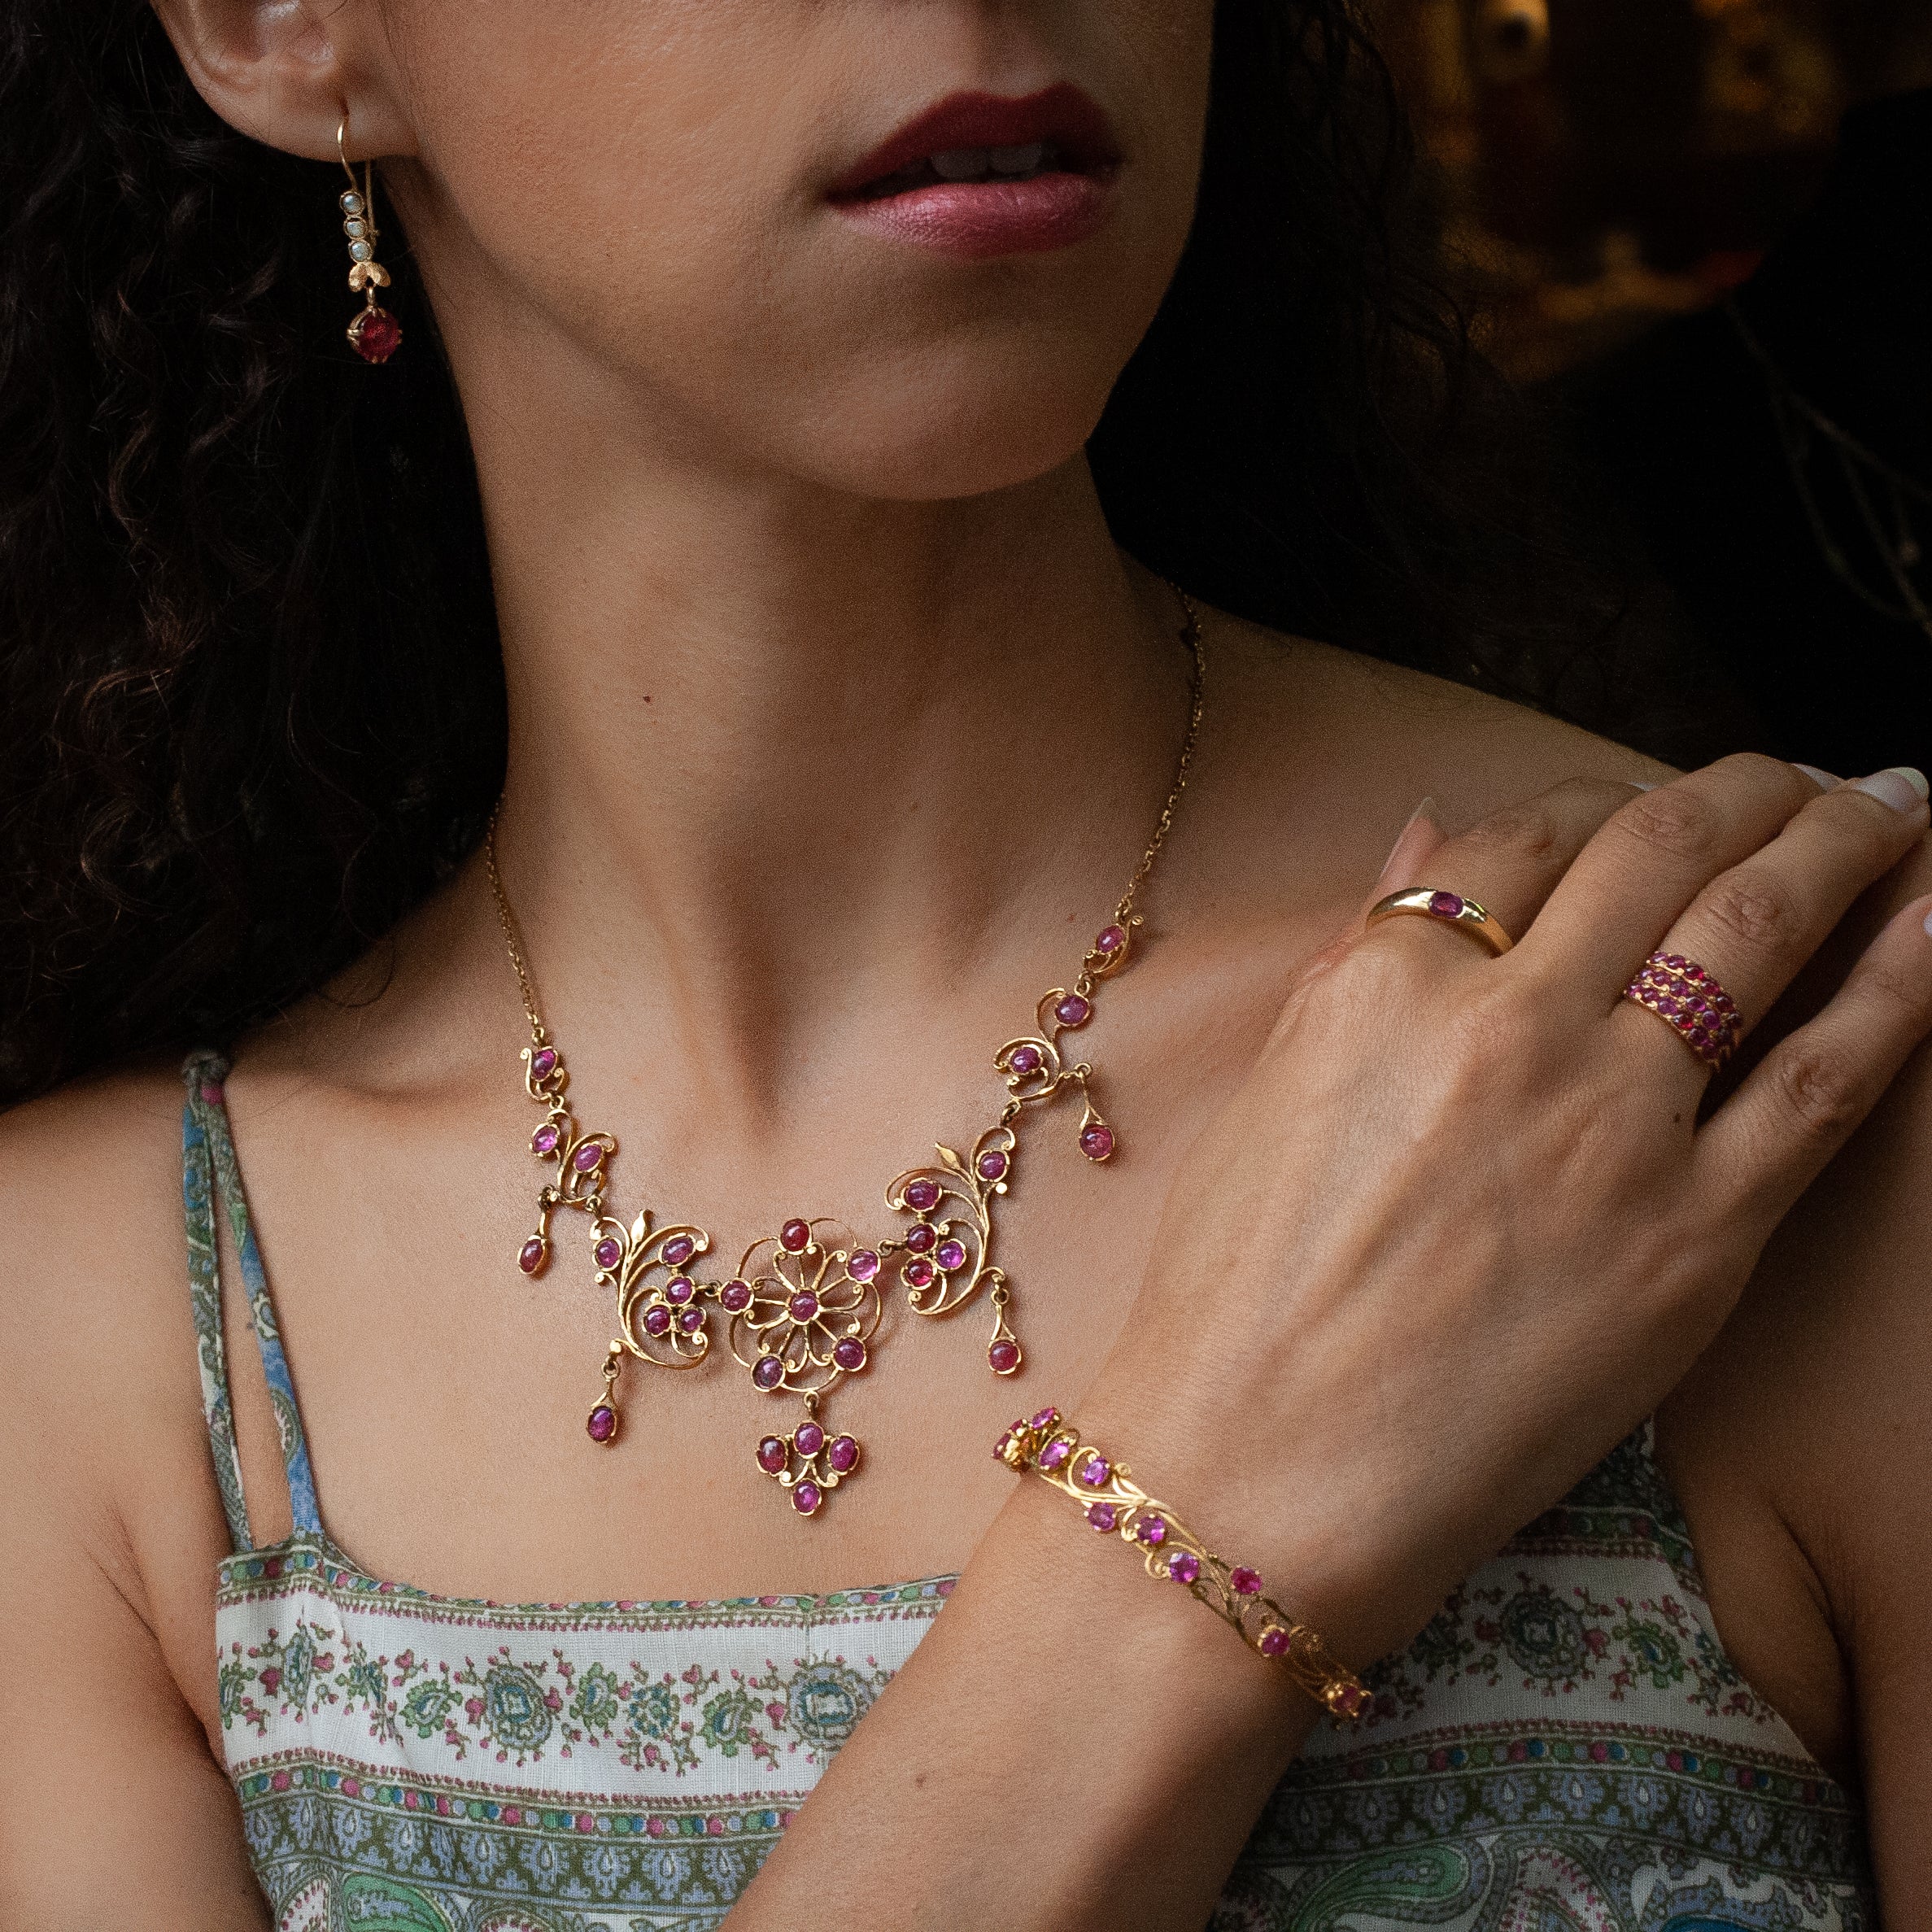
[0,0,1686,1106]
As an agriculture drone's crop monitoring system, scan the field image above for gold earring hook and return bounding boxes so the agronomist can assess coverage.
[336,108,376,225]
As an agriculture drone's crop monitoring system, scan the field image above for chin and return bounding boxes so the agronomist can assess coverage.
[763,334,1133,503]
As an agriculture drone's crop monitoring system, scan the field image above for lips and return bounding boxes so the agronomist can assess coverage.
[827,84,1121,259]
[830,84,1120,198]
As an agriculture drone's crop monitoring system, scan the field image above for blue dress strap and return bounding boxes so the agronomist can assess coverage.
[181,1050,322,1549]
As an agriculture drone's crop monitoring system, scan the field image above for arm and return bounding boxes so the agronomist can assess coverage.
[0,1089,272,1928]
[1660,839,1932,1918]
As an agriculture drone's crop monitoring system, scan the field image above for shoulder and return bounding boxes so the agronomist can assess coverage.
[0,1057,234,1725]
[1196,609,1675,895]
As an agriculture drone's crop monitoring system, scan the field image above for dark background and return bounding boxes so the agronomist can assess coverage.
[1367,0,1932,774]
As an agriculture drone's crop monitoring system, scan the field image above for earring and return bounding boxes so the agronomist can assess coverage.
[338,114,402,364]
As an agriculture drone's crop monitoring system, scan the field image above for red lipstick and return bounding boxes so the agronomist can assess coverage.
[827,84,1121,260]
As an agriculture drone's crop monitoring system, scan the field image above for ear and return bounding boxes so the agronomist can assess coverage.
[148,0,416,164]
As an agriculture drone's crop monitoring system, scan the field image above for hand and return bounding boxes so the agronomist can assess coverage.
[1088,756,1932,1667]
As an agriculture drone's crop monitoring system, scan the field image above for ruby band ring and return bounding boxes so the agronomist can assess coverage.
[1367,887,1515,957]
[1621,952,1742,1068]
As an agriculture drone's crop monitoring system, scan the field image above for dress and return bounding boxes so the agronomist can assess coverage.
[183,1053,1876,1930]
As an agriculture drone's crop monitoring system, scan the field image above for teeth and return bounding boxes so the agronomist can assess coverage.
[990,142,1047,176]
[931,147,991,181]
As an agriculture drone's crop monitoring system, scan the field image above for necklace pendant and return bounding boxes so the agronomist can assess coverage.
[757,1409,862,1516]
[586,1342,624,1445]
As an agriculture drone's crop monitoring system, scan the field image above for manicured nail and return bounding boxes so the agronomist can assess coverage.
[1377,796,1437,884]
[1925,905,1932,939]
[1793,763,1838,789]
[1852,767,1930,812]
[1626,780,1656,792]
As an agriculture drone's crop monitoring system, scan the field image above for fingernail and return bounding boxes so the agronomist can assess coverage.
[1627,780,1657,792]
[1793,763,1839,790]
[1852,767,1930,812]
[1377,796,1437,883]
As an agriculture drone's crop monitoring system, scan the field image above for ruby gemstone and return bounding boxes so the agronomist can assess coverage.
[1258,1626,1290,1658]
[828,1436,859,1473]
[518,1237,547,1275]
[721,1280,752,1311]
[988,1338,1021,1375]
[1077,1456,1110,1487]
[833,1338,868,1372]
[1079,1124,1116,1162]
[789,1293,819,1324]
[1428,891,1464,919]
[1167,1551,1202,1585]
[1097,925,1127,955]
[1334,1685,1370,1718]
[780,1219,811,1253]
[666,1276,694,1304]
[904,1223,936,1254]
[1039,1438,1072,1469]
[662,1235,696,1267]
[573,1144,604,1174]
[753,1356,784,1389]
[905,1179,941,1213]
[935,1239,967,1271]
[1230,1567,1263,1596]
[349,307,403,364]
[587,1405,617,1443]
[1010,1045,1043,1077]
[1137,1516,1167,1546]
[993,1432,1013,1460]
[758,1437,788,1472]
[1087,1502,1118,1531]
[678,1308,704,1332]
[848,1249,880,1281]
[792,1481,822,1516]
[795,1421,826,1457]
[643,1306,672,1337]
[531,1124,560,1155]
[1053,994,1092,1028]
[977,1151,1010,1182]
[1030,1407,1059,1430]
[530,1048,559,1079]
[594,1237,622,1270]
[904,1258,935,1289]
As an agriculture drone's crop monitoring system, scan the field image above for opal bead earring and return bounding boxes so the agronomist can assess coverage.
[338,111,402,364]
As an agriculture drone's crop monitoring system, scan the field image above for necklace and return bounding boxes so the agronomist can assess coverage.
[485,594,1204,1516]
[1728,299,1932,646]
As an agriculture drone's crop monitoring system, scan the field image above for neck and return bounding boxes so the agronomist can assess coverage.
[450,312,1193,1092]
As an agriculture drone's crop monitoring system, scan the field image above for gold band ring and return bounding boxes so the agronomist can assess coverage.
[1366,887,1515,957]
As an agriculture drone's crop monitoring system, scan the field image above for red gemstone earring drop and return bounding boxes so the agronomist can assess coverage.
[337,111,402,364]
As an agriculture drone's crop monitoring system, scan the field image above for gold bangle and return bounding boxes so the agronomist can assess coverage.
[1366,887,1514,956]
[994,1408,1370,1720]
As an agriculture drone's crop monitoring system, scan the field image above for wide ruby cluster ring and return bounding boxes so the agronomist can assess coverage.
[1622,951,1742,1067]
[994,1406,1370,1719]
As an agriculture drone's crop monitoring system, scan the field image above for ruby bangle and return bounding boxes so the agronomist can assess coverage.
[994,1408,1370,1720]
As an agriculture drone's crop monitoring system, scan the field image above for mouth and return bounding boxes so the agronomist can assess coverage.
[826,83,1122,259]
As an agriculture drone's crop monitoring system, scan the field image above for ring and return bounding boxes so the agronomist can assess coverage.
[1367,887,1515,957]
[1621,952,1742,1068]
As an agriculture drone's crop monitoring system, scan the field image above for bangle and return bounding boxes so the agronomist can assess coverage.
[994,1407,1371,1720]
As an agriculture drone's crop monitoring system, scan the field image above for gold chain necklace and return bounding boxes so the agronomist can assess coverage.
[486,595,1204,1516]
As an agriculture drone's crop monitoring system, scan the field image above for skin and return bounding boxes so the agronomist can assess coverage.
[0,1,1929,1924]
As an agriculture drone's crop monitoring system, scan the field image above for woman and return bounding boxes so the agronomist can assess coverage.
[1,2,1927,1926]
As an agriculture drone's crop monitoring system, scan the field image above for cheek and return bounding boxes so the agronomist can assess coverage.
[399,0,1210,499]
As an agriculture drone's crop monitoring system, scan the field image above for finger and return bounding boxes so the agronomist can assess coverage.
[1358,799,1446,920]
[1697,892,1932,1237]
[1611,768,1930,1069]
[1362,776,1646,962]
[1524,756,1830,1001]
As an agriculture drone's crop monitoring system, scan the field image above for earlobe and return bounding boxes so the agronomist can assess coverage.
[147,0,416,164]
